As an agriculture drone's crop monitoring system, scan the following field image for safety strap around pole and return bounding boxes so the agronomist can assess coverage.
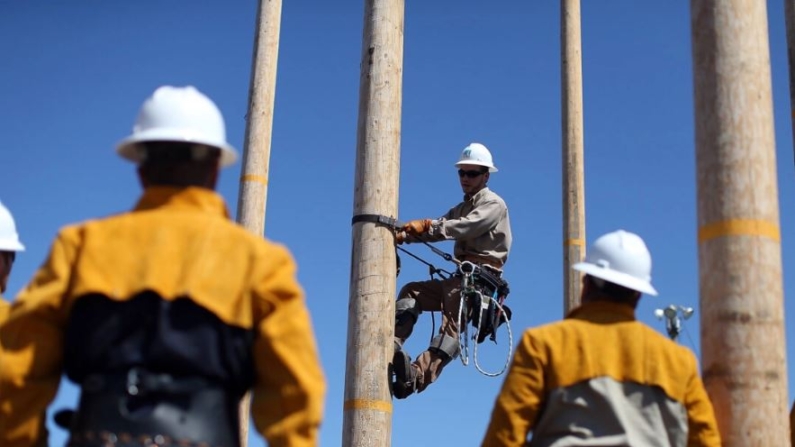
[353,214,458,275]
[351,213,404,230]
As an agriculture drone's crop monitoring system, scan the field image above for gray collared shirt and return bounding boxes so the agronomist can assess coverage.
[416,187,512,268]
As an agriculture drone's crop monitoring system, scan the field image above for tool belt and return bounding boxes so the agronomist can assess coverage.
[66,368,241,447]
[457,262,512,344]
[457,262,508,297]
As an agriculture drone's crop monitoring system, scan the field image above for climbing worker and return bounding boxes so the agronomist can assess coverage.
[480,230,721,447]
[0,86,326,447]
[392,142,512,399]
[0,200,25,308]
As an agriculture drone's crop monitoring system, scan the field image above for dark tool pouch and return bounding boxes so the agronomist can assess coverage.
[67,368,241,447]
[465,265,512,344]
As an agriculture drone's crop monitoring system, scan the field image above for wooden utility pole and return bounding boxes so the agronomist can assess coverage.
[561,0,585,315]
[235,0,283,445]
[236,0,282,234]
[691,1,788,445]
[786,0,795,166]
[343,0,404,446]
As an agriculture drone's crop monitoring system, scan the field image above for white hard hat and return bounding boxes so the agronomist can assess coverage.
[572,229,657,296]
[116,86,238,167]
[0,201,25,252]
[455,142,498,173]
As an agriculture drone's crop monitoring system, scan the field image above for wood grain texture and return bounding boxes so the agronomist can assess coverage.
[235,1,283,445]
[561,0,586,315]
[343,1,405,446]
[691,0,787,444]
[236,0,282,237]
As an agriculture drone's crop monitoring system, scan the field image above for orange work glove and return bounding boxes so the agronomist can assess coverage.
[402,219,432,236]
[395,231,407,245]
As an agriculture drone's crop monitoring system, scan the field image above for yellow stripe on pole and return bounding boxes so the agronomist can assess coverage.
[240,174,268,186]
[698,219,780,243]
[343,399,393,414]
[564,238,585,247]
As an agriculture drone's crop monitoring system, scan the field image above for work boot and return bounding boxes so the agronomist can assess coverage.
[392,342,417,399]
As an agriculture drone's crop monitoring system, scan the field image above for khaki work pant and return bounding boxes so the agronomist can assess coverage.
[394,276,462,393]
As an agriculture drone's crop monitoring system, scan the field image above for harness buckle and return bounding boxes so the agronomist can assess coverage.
[459,260,478,277]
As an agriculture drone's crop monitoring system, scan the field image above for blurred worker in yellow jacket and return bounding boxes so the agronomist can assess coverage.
[0,202,48,447]
[0,200,25,317]
[0,86,326,447]
[481,230,720,447]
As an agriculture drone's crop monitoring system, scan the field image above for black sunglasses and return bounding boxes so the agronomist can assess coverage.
[458,169,485,178]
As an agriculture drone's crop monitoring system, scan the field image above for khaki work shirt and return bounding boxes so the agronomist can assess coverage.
[414,187,511,268]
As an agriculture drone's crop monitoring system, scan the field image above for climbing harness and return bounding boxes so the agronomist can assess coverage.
[351,213,514,377]
[455,260,514,377]
[397,243,514,376]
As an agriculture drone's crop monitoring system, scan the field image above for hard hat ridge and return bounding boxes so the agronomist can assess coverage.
[116,85,238,167]
[455,142,498,173]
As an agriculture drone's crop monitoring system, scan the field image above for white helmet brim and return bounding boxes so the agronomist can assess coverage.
[0,238,25,252]
[573,261,658,296]
[117,129,238,167]
[454,160,498,173]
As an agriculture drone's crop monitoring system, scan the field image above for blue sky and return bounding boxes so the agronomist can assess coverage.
[1,1,793,446]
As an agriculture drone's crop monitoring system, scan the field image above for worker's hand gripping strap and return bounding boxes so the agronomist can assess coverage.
[428,334,461,366]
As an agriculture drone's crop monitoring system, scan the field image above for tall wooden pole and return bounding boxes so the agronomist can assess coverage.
[691,1,788,445]
[236,0,282,233]
[235,0,283,445]
[786,0,795,167]
[561,0,585,315]
[343,0,404,446]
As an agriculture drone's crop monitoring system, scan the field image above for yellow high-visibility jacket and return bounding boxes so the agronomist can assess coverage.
[0,187,326,447]
[0,297,47,447]
[481,301,720,447]
[0,298,7,323]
